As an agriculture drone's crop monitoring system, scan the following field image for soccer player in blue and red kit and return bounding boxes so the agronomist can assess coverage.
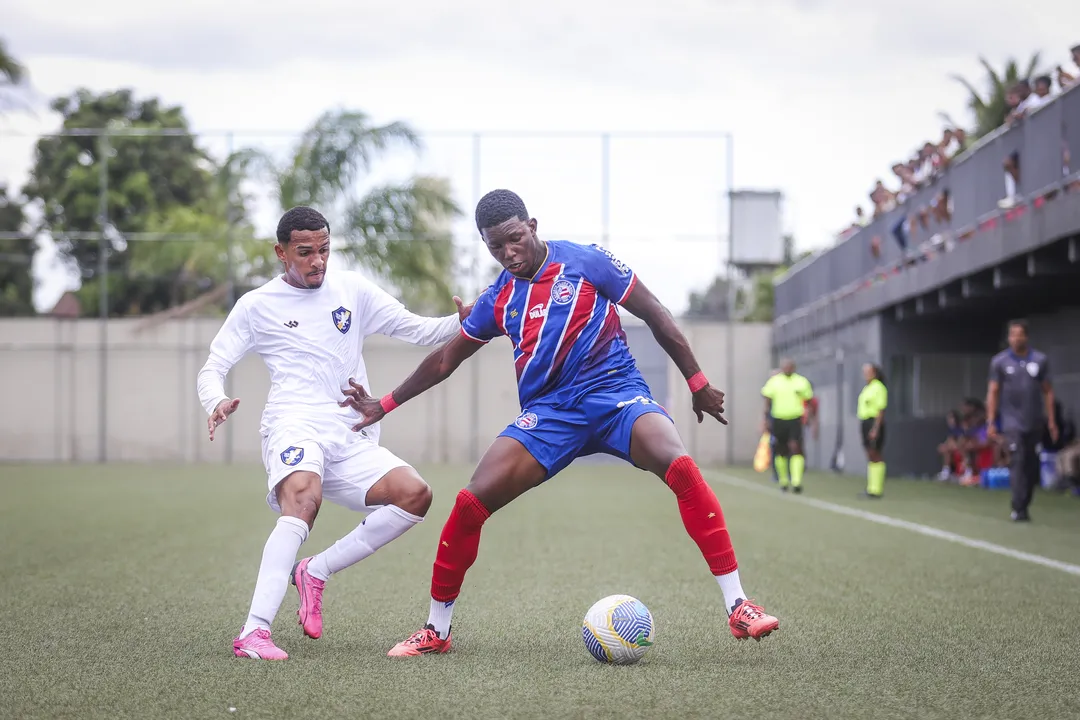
[343,189,780,656]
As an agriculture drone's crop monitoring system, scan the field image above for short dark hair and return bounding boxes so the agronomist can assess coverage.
[1070,43,1080,54]
[1010,79,1030,93]
[475,189,528,233]
[277,206,329,245]
[1035,74,1052,87]
[1008,318,1029,334]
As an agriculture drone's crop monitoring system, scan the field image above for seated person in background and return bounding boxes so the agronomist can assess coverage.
[937,410,964,480]
[1041,399,1075,453]
[958,399,999,485]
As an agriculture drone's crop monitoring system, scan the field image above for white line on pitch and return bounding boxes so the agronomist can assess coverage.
[710,471,1080,578]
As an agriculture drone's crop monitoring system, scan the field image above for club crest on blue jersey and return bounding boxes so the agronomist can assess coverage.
[514,411,539,430]
[550,278,576,305]
[331,306,352,334]
[280,446,305,466]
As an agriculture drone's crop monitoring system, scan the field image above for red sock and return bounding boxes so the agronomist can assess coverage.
[430,489,491,602]
[665,455,738,575]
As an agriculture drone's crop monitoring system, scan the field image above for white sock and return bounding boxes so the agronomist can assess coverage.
[716,569,747,615]
[239,515,309,638]
[307,505,424,581]
[427,598,455,638]
[1004,172,1016,199]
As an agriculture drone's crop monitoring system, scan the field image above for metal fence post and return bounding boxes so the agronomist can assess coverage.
[97,130,110,464]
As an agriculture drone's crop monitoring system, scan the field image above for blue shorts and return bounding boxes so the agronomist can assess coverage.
[499,379,673,479]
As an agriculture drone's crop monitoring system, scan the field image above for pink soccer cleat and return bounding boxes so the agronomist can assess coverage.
[291,557,325,639]
[232,628,288,660]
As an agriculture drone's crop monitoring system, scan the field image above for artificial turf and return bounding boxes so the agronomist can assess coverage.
[2,462,1079,719]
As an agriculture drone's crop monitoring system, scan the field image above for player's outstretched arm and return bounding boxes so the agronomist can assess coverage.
[342,332,482,431]
[358,273,474,347]
[197,298,255,440]
[620,280,727,425]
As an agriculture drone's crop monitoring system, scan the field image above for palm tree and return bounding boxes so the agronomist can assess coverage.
[947,53,1043,140]
[236,109,463,312]
[0,37,29,113]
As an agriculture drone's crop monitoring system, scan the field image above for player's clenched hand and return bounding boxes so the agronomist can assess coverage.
[692,385,728,425]
[340,378,385,431]
[208,397,240,441]
[454,295,475,323]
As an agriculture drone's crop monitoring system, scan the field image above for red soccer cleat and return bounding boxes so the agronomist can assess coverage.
[728,599,780,641]
[386,625,453,657]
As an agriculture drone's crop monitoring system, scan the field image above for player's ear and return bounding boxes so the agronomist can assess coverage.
[527,217,538,234]
[274,243,287,263]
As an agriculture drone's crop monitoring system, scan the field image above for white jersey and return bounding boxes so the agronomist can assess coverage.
[197,270,459,438]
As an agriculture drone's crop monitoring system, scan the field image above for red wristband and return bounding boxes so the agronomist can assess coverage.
[687,372,708,393]
[380,393,399,414]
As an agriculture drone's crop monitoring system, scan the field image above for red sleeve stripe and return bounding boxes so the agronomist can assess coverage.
[460,326,489,345]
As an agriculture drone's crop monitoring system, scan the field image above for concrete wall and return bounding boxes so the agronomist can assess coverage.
[0,315,773,468]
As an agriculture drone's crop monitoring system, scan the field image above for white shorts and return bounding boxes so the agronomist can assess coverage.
[260,418,410,514]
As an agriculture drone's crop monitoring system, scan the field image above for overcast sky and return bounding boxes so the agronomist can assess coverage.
[1,0,1075,313]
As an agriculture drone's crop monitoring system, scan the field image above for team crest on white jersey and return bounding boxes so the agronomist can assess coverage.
[332,306,352,334]
[551,278,576,305]
[514,411,539,429]
[280,446,305,466]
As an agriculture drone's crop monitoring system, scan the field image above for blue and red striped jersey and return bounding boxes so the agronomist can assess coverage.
[461,240,641,407]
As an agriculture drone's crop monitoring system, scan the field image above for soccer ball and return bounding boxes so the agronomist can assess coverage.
[581,594,655,665]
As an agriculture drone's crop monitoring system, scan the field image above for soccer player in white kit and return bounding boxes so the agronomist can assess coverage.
[197,206,470,661]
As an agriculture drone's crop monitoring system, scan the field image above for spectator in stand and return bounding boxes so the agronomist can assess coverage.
[1006,80,1035,124]
[870,180,896,218]
[1000,84,1026,208]
[1054,44,1080,89]
[1032,75,1054,103]
[892,163,917,204]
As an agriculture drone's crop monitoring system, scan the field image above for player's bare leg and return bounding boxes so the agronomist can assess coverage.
[233,471,321,660]
[629,413,779,642]
[293,467,432,639]
[387,437,546,657]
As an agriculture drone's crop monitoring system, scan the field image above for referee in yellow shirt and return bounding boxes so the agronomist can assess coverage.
[761,359,814,492]
[857,363,888,498]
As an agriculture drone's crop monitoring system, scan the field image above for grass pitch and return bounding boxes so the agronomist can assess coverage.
[2,462,1080,719]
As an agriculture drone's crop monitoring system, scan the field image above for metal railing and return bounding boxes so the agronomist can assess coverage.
[775,84,1080,319]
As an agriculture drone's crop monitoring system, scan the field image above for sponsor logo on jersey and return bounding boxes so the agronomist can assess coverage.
[514,411,539,430]
[332,306,352,334]
[594,245,631,275]
[528,303,547,320]
[284,320,299,329]
[616,395,657,409]
[550,278,576,305]
[281,446,305,466]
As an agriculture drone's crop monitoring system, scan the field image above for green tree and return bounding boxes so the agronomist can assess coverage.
[21,89,225,315]
[237,109,463,313]
[685,235,807,322]
[0,37,30,113]
[946,54,1043,139]
[0,184,36,316]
